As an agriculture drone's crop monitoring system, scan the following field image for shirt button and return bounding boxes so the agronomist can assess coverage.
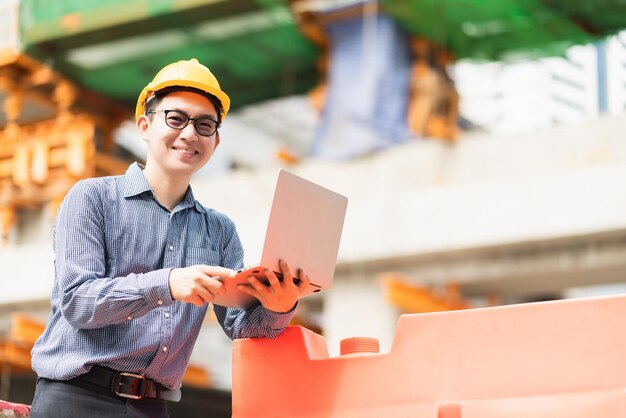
[162,346,168,352]
[165,313,170,318]
[168,245,174,251]
[127,316,132,320]
[157,300,163,305]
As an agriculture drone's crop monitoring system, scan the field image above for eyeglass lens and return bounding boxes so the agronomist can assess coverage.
[165,110,217,136]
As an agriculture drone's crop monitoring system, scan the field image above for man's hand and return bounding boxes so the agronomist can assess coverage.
[169,265,235,306]
[237,259,310,313]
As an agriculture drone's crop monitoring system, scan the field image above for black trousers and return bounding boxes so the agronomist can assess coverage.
[30,378,169,418]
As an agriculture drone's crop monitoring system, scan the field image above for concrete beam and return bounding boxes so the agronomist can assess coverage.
[336,228,626,299]
[192,114,626,298]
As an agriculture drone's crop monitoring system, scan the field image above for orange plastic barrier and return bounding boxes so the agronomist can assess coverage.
[232,295,626,417]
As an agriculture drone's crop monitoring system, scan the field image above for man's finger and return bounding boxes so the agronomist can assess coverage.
[264,268,281,290]
[297,270,311,291]
[238,284,261,300]
[198,265,236,280]
[199,277,226,299]
[187,295,206,307]
[195,284,217,302]
[278,259,293,283]
[247,275,270,296]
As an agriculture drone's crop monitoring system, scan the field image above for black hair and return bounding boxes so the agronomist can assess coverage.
[144,86,223,126]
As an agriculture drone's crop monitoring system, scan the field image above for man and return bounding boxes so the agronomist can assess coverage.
[30,59,310,418]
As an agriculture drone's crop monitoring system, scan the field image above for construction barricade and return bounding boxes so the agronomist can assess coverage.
[232,295,626,417]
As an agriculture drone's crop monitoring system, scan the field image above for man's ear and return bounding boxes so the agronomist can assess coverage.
[137,115,150,141]
[214,131,221,149]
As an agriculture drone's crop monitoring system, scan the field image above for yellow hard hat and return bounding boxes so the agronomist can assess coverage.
[135,58,230,121]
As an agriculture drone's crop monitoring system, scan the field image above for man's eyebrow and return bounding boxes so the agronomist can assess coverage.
[169,107,217,120]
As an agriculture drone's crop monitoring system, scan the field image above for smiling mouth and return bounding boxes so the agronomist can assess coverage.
[172,146,199,155]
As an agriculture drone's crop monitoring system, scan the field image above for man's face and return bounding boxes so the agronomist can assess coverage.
[137,90,221,178]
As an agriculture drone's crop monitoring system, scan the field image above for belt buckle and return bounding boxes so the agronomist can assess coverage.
[112,372,146,399]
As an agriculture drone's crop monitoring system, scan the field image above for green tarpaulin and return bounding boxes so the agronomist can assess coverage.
[382,0,626,60]
[17,0,626,108]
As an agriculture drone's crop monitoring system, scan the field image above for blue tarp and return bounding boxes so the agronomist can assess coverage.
[311,12,413,159]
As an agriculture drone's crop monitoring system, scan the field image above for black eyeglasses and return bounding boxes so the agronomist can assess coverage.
[148,109,219,137]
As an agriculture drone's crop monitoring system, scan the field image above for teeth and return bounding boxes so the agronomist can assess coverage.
[172,147,197,155]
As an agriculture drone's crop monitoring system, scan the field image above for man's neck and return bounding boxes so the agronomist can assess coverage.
[142,164,190,212]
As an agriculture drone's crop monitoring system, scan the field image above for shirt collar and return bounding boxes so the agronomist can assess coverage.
[120,162,152,198]
[181,187,206,213]
[120,162,206,214]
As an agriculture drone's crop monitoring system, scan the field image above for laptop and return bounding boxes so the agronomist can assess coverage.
[212,169,348,309]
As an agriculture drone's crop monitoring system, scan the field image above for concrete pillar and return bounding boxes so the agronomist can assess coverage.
[322,271,398,356]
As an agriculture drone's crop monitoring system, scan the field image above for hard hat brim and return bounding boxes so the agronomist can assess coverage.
[135,79,230,121]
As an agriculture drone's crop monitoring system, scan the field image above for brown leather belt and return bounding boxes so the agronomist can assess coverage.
[77,365,181,402]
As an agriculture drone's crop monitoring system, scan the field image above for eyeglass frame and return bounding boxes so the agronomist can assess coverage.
[146,109,219,137]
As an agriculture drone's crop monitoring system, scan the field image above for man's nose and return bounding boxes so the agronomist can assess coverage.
[179,121,199,140]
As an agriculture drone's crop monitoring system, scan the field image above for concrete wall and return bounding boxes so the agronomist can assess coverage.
[0,208,54,304]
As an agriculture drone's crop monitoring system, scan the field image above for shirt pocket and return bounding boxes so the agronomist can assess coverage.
[184,246,222,267]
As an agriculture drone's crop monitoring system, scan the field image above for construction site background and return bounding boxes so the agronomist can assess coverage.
[1,1,625,416]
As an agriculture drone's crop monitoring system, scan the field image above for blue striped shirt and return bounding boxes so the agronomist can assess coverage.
[31,162,295,389]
